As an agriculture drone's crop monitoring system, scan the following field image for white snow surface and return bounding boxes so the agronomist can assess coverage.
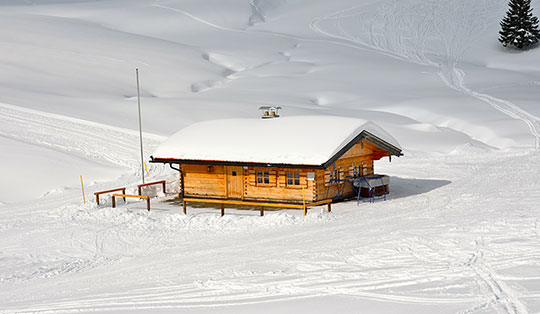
[1,0,540,313]
[152,116,400,165]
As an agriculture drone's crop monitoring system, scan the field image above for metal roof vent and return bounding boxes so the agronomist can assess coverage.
[259,106,281,119]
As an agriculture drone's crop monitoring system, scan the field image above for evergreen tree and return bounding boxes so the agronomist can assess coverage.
[499,0,540,49]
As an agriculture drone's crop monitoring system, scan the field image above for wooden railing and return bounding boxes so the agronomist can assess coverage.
[94,187,126,205]
[182,198,332,216]
[137,180,166,196]
[112,194,151,211]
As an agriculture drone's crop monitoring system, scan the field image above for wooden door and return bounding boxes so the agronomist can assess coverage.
[226,166,243,199]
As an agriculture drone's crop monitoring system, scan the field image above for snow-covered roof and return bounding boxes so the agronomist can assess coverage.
[151,116,401,167]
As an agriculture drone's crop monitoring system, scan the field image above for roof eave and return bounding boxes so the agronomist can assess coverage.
[149,157,325,170]
[321,130,403,169]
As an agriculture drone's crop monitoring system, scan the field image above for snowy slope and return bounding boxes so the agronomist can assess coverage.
[1,0,538,147]
[1,0,540,313]
[1,150,539,314]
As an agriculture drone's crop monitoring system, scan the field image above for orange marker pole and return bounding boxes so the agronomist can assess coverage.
[302,186,306,216]
[144,162,150,177]
[80,176,86,204]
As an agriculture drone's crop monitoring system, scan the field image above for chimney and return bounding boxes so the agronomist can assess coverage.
[259,106,282,119]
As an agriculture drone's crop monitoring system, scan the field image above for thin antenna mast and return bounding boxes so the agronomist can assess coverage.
[136,68,145,184]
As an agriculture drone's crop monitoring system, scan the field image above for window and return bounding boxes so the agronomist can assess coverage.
[360,163,369,176]
[352,166,364,177]
[351,164,370,177]
[287,172,302,186]
[330,169,339,181]
[232,171,237,176]
[257,170,270,185]
[325,168,341,186]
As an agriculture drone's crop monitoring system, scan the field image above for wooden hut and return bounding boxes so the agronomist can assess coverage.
[150,115,402,208]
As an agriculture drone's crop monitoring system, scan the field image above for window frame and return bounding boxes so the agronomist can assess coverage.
[257,170,263,184]
[286,171,306,188]
[255,169,275,187]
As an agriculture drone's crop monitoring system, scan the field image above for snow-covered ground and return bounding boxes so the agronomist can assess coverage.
[1,0,539,313]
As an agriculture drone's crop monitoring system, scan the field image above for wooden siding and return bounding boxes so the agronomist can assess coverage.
[314,158,375,201]
[244,168,315,203]
[314,140,377,201]
[180,139,389,203]
[182,164,227,198]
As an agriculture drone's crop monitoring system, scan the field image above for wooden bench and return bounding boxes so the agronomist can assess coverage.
[112,194,151,211]
[94,187,126,205]
[137,180,166,196]
[182,198,332,216]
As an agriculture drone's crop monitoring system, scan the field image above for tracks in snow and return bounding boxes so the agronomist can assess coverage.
[441,67,540,149]
[308,1,536,312]
[463,242,528,314]
[310,0,540,150]
[2,153,539,313]
[0,103,165,170]
[157,0,540,149]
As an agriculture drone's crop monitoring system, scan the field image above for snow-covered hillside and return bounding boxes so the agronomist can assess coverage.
[1,0,539,313]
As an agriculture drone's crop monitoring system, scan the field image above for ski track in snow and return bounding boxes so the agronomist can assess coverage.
[306,2,537,313]
[154,0,540,150]
[3,153,540,314]
[152,1,366,49]
[309,0,540,150]
[1,2,540,313]
[0,102,165,169]
[442,68,540,150]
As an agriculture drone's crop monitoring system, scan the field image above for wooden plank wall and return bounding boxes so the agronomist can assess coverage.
[315,141,378,201]
[243,167,316,203]
[180,139,388,203]
[314,158,375,201]
[182,164,317,203]
[182,164,227,198]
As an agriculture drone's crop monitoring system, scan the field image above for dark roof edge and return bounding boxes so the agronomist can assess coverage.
[149,157,325,169]
[321,130,403,169]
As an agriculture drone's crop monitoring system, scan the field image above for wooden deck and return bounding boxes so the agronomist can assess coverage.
[182,197,332,216]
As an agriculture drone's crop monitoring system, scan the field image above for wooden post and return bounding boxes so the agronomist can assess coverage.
[183,200,187,214]
[241,167,245,201]
[221,203,225,216]
[94,187,127,206]
[327,202,331,212]
[136,68,145,185]
[144,161,150,177]
[224,166,228,199]
[162,181,166,194]
[146,198,150,211]
[112,195,116,208]
[138,186,142,196]
[260,206,264,216]
[80,176,86,204]
[302,186,307,216]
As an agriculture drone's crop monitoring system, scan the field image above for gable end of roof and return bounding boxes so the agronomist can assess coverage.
[321,130,403,169]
